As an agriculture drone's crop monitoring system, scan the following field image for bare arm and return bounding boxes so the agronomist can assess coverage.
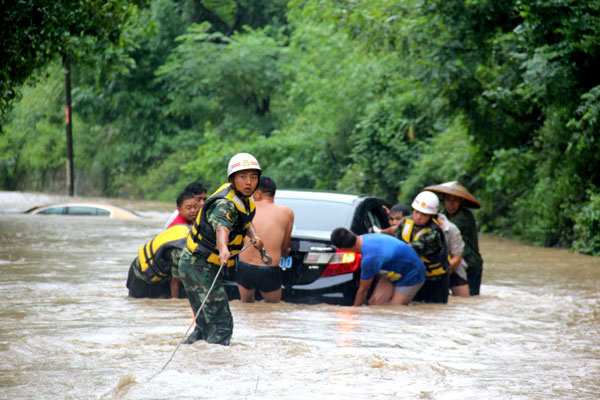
[379,226,396,236]
[448,254,462,273]
[246,224,264,251]
[170,277,180,298]
[216,226,231,265]
[353,278,374,307]
[282,209,294,256]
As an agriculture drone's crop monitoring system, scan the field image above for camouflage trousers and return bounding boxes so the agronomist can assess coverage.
[178,248,233,345]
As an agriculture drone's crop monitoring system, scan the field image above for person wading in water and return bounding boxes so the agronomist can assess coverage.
[178,153,264,345]
[425,181,483,296]
[237,176,294,303]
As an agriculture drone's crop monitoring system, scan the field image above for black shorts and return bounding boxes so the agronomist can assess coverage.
[412,273,449,304]
[126,261,171,298]
[236,260,282,293]
[449,272,468,287]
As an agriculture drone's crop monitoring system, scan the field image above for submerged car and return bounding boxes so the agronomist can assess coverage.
[24,202,139,219]
[223,190,391,305]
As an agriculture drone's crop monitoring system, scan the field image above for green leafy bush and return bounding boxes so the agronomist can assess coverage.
[573,191,600,255]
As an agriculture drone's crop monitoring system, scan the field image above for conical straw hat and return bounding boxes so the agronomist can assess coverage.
[423,181,481,209]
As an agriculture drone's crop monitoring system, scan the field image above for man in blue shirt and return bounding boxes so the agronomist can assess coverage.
[331,228,426,306]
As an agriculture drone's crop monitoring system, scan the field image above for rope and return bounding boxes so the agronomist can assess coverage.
[156,240,257,375]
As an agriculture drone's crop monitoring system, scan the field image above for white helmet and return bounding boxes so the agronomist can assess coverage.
[227,153,261,178]
[412,191,439,215]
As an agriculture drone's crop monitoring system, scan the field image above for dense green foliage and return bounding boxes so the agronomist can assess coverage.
[1,0,599,254]
[0,0,137,122]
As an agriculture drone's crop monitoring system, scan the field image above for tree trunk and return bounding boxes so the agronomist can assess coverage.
[63,54,74,196]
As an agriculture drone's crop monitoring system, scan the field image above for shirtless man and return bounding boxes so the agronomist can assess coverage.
[237,176,294,303]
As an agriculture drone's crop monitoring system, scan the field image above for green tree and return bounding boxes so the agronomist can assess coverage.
[3,0,600,254]
[70,0,290,198]
[157,22,288,190]
[299,0,600,250]
[264,18,383,191]
[0,0,137,126]
[0,64,66,190]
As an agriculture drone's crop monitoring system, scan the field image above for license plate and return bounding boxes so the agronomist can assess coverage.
[304,252,333,264]
[279,256,293,270]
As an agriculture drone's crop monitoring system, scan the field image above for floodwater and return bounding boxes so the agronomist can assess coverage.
[0,191,598,400]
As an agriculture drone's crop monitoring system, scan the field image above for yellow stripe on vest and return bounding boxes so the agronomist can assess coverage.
[138,225,189,273]
[401,218,446,277]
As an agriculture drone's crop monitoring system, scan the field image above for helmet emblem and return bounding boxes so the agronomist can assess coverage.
[242,159,250,166]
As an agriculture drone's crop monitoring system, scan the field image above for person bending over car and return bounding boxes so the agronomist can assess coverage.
[330,228,426,306]
[237,176,294,303]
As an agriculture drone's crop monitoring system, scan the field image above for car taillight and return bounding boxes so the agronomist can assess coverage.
[320,250,362,277]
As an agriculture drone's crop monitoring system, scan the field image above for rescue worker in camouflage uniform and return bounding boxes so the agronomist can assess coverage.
[179,153,264,345]
[394,191,450,304]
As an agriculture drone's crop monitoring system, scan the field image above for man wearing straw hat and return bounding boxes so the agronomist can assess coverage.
[424,181,483,296]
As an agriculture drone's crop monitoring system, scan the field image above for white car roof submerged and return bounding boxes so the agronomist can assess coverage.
[274,189,363,205]
[273,190,367,241]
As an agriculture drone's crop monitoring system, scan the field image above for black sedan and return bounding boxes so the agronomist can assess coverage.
[223,190,391,305]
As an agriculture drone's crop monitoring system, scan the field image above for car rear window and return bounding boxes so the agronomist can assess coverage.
[275,198,353,231]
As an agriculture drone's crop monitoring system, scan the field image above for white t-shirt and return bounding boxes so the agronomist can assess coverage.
[438,214,468,280]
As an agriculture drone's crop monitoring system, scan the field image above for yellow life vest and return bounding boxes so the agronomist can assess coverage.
[400,217,449,278]
[187,183,255,267]
[137,224,190,283]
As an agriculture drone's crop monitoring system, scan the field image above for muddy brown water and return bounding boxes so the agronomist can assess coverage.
[1,191,599,399]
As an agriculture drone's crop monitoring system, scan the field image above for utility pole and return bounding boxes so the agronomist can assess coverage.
[63,54,74,196]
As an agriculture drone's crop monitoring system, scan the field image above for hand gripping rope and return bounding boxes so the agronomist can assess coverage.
[157,241,271,374]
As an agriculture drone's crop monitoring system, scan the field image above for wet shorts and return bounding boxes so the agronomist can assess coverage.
[236,260,282,293]
[449,272,468,288]
[394,280,424,297]
[126,260,171,298]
